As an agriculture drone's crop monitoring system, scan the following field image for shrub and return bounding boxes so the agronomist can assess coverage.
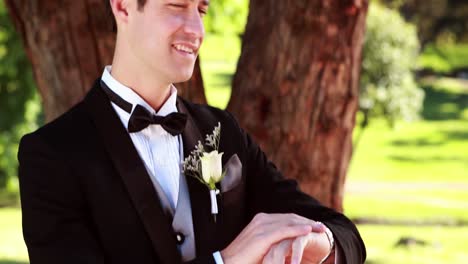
[360,3,424,126]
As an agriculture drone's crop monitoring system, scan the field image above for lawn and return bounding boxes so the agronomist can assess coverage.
[360,225,468,264]
[418,44,468,74]
[1,34,467,263]
[0,208,28,264]
[345,77,468,227]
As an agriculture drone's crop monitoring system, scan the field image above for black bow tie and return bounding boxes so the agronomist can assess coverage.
[100,81,187,135]
[128,105,187,135]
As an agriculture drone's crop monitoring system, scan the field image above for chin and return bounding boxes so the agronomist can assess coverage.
[173,67,195,83]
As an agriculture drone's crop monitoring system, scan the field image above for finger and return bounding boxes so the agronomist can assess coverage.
[252,213,312,226]
[245,213,312,239]
[263,224,312,248]
[311,221,326,233]
[290,235,309,264]
[252,213,324,233]
[263,239,293,264]
[266,214,326,233]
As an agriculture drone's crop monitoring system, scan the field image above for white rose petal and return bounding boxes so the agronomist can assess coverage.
[200,150,224,185]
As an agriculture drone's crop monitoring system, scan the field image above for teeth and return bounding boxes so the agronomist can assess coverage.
[174,44,194,54]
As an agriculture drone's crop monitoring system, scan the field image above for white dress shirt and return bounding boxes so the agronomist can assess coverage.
[101,66,224,263]
[102,66,181,210]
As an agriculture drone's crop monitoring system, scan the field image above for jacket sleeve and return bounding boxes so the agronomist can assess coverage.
[225,112,367,264]
[18,133,106,264]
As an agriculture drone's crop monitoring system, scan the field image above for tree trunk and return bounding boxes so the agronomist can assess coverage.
[5,0,205,122]
[228,0,368,211]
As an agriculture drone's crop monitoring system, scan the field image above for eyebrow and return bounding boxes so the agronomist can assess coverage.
[190,0,210,5]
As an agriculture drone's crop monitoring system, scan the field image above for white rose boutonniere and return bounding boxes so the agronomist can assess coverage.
[182,122,226,221]
[200,150,224,188]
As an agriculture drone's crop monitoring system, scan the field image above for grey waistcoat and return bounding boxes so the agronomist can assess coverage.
[150,171,196,262]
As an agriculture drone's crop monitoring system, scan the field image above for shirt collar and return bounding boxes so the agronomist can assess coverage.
[101,66,179,129]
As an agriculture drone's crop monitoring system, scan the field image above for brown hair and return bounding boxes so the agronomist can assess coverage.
[137,0,147,10]
[107,0,148,32]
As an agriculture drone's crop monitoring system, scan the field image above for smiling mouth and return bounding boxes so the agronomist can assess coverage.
[173,44,196,55]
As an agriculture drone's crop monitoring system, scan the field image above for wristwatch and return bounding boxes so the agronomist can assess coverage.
[319,224,335,264]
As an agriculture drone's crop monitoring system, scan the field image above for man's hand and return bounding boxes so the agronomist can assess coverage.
[220,213,326,264]
[262,230,332,264]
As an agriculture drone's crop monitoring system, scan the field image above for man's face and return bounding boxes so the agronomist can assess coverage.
[125,0,208,84]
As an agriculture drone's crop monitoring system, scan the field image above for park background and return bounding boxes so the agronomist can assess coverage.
[0,0,467,263]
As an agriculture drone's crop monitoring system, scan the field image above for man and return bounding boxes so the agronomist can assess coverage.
[18,0,366,263]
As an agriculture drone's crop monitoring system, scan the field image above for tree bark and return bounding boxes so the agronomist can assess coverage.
[5,0,205,122]
[228,0,368,211]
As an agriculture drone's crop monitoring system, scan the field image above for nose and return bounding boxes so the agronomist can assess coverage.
[183,8,205,40]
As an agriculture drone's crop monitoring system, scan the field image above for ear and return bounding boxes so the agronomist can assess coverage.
[109,0,130,27]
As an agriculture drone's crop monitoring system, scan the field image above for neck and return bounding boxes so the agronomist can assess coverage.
[110,38,171,112]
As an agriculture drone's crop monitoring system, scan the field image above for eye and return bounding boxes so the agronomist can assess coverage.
[199,8,207,16]
[168,3,186,9]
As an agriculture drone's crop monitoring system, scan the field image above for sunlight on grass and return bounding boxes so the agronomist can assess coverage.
[199,34,240,109]
[205,87,231,110]
[345,193,468,223]
[418,44,468,74]
[419,77,468,94]
[461,108,468,120]
[0,208,28,262]
[201,60,235,109]
[199,34,241,62]
[359,225,468,264]
[349,119,468,183]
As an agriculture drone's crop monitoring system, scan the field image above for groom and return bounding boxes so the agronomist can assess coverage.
[18,0,366,263]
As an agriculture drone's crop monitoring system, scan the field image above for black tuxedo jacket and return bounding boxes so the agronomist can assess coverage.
[18,80,366,264]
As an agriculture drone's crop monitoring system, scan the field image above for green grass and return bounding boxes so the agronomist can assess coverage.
[349,77,468,184]
[349,119,468,183]
[359,225,468,264]
[201,60,234,109]
[346,77,468,227]
[345,190,468,223]
[0,208,28,263]
[199,34,239,109]
[418,44,468,74]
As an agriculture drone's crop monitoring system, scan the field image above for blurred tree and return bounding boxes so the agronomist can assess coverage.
[359,3,424,131]
[0,2,36,133]
[203,0,248,35]
[381,0,468,46]
[0,1,40,190]
[228,0,369,210]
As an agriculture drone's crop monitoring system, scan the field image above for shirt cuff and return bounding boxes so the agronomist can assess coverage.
[213,251,224,264]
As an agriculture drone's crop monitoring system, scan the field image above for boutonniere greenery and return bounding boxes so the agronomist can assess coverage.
[182,122,225,222]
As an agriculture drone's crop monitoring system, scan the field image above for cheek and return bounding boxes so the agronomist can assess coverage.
[161,14,185,36]
[148,16,184,46]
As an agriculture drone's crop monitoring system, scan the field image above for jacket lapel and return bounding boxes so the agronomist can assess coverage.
[177,98,219,256]
[84,81,181,264]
